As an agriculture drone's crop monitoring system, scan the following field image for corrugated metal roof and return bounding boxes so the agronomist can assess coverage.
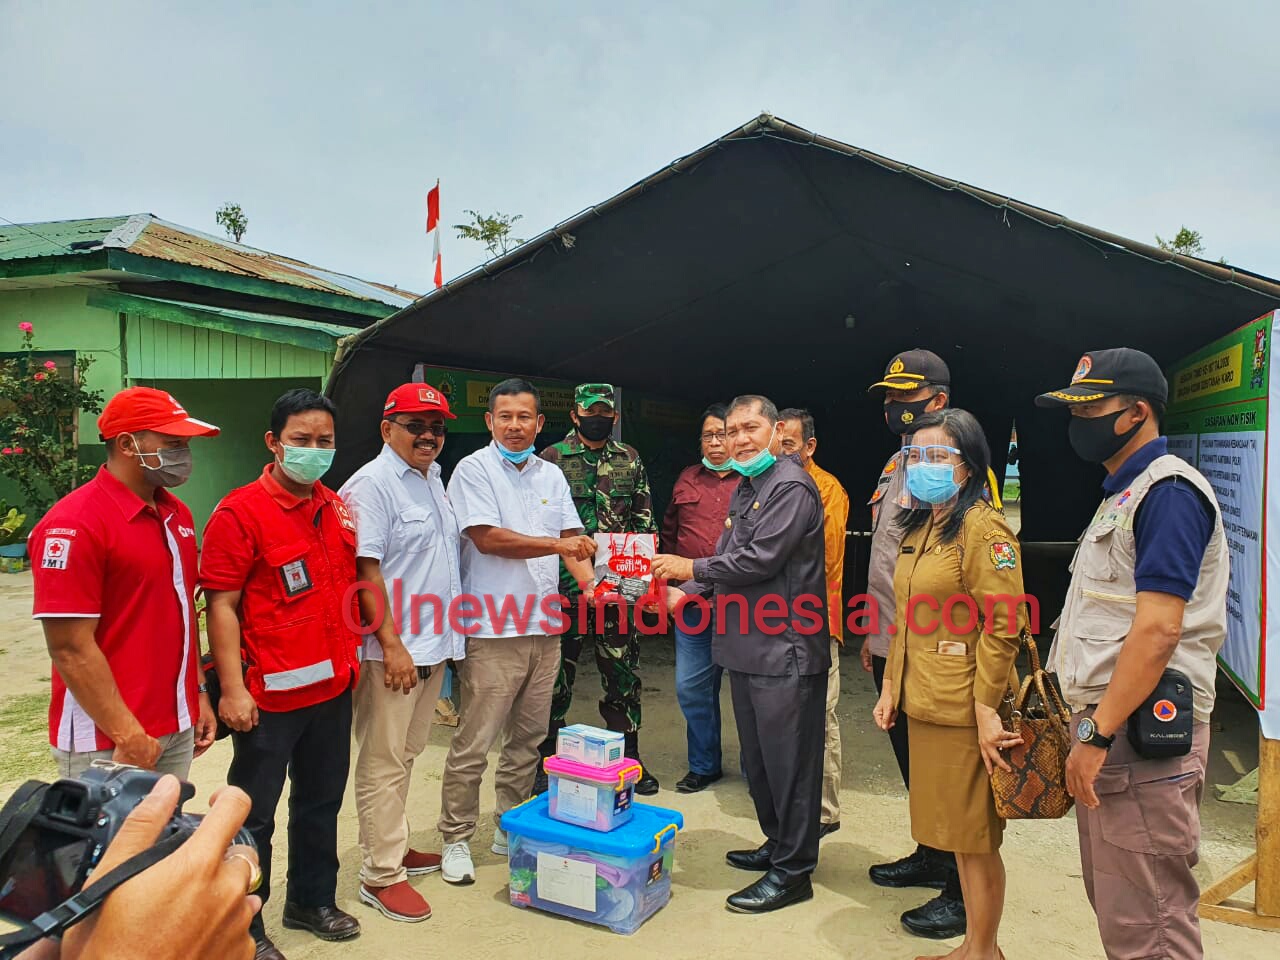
[0,213,418,308]
[0,216,130,260]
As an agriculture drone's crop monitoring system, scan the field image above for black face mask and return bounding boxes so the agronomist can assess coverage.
[886,398,934,436]
[1068,408,1144,463]
[576,414,615,442]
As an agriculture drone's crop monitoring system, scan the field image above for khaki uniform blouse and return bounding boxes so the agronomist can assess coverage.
[884,501,1026,727]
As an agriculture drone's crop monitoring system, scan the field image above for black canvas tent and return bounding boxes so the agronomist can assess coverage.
[327,114,1279,608]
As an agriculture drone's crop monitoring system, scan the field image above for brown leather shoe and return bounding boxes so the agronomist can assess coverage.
[254,935,286,960]
[281,902,361,941]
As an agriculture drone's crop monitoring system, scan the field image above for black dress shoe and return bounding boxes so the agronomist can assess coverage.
[726,870,813,914]
[281,903,361,941]
[676,770,723,793]
[725,841,775,872]
[532,766,549,796]
[869,846,949,890]
[819,821,840,838]
[633,761,660,796]
[901,893,967,940]
[254,937,286,960]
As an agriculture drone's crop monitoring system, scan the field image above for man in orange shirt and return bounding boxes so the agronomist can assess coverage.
[778,409,848,838]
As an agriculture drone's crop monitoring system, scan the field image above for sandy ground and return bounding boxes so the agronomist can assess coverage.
[0,569,1274,959]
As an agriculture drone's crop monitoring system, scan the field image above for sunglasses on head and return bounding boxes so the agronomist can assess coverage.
[390,418,447,437]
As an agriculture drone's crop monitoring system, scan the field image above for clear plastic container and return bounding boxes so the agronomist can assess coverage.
[544,755,642,831]
[501,795,683,935]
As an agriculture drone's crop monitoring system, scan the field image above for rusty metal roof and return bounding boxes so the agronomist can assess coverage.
[0,213,418,307]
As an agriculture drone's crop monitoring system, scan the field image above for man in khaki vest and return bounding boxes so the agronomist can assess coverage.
[1037,348,1228,960]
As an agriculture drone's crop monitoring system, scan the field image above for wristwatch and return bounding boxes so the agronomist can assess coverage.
[1076,716,1114,750]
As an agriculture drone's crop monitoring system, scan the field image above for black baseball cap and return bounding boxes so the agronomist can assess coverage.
[867,348,950,392]
[1035,348,1169,407]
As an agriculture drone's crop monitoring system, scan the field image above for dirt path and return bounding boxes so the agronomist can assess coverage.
[0,571,1273,958]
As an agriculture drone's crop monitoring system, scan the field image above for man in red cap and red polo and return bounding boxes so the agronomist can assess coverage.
[29,386,220,779]
[338,383,463,924]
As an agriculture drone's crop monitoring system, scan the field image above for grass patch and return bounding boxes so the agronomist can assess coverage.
[0,692,54,786]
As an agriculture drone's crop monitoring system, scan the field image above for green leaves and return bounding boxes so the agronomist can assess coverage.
[215,202,249,243]
[453,209,525,258]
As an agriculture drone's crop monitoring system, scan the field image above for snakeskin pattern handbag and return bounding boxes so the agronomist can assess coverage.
[990,630,1075,820]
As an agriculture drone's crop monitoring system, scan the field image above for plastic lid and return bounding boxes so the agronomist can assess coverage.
[544,755,642,789]
[500,795,684,858]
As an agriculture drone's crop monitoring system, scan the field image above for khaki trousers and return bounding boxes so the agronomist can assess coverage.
[1074,711,1210,960]
[52,727,196,780]
[353,659,446,887]
[438,635,559,844]
[821,639,842,825]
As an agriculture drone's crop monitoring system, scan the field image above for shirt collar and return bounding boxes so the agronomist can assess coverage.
[1103,436,1168,495]
[258,462,317,510]
[95,465,177,521]
[379,443,440,481]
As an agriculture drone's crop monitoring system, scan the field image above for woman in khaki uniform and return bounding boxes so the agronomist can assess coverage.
[873,408,1025,960]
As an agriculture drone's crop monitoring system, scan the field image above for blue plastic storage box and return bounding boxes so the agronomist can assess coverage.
[500,795,683,935]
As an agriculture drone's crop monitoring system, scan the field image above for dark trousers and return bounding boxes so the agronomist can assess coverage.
[730,669,826,883]
[228,685,353,937]
[872,655,960,894]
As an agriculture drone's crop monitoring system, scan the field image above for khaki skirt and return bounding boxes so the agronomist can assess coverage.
[907,716,1004,854]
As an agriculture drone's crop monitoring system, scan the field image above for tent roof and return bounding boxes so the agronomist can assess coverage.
[327,114,1279,541]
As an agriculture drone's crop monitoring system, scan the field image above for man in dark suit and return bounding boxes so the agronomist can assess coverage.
[653,394,829,914]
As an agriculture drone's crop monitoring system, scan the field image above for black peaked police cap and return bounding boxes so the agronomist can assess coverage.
[1036,348,1169,408]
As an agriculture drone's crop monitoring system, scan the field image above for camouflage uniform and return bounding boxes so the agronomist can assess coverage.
[539,428,656,753]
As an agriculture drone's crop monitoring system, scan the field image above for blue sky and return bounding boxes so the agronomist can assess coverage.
[2,0,1277,294]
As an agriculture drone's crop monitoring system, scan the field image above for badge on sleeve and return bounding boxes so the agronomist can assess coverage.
[989,542,1017,570]
[280,559,314,597]
[42,537,72,570]
[332,498,356,532]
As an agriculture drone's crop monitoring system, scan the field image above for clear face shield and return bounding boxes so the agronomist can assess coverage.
[899,442,966,509]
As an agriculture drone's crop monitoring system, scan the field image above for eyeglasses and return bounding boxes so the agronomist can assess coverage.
[700,431,727,443]
[390,418,447,437]
[903,444,960,464]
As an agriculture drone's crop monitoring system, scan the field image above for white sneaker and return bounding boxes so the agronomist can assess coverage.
[491,827,508,857]
[441,841,475,885]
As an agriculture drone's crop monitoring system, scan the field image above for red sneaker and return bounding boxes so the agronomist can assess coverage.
[402,849,442,876]
[359,881,432,922]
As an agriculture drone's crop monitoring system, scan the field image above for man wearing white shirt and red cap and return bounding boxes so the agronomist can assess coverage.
[340,382,464,924]
[29,386,220,778]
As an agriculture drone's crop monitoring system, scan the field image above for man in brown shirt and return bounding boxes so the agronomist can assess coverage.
[661,403,739,793]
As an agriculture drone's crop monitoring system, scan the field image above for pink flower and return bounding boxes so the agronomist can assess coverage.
[17,322,32,333]
[43,361,56,370]
[12,448,23,454]
[33,373,46,381]
[1,449,11,456]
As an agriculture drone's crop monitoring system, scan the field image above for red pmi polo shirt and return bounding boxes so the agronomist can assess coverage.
[30,467,200,752]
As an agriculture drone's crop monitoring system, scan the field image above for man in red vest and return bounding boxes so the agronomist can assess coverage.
[202,389,361,960]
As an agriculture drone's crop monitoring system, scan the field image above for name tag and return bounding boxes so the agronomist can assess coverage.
[280,559,314,597]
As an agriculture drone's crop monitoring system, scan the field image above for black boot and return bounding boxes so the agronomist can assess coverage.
[625,732,659,795]
[900,865,966,939]
[868,845,949,890]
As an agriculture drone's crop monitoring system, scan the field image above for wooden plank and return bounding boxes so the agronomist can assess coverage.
[125,315,142,379]
[1258,734,1280,916]
[250,338,265,378]
[209,330,224,378]
[193,328,209,378]
[263,340,281,377]
[1199,903,1280,931]
[180,324,195,378]
[235,334,250,378]
[1200,855,1256,906]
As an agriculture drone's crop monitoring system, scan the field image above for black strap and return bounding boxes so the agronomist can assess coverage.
[0,830,188,955]
[0,781,48,865]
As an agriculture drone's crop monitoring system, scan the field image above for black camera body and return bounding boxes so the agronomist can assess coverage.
[0,762,252,926]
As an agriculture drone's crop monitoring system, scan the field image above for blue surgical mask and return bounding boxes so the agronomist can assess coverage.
[731,425,778,478]
[906,462,960,504]
[277,444,335,484]
[496,439,534,465]
[702,456,732,473]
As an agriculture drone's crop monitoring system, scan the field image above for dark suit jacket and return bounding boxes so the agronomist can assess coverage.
[686,457,831,677]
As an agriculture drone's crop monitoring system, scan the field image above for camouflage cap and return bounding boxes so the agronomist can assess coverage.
[574,382,616,409]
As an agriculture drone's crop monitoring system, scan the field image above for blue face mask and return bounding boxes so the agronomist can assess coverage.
[731,425,778,478]
[277,444,335,484]
[702,456,732,473]
[496,439,534,465]
[906,462,960,504]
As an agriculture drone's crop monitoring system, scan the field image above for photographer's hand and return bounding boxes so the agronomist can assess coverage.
[63,776,260,960]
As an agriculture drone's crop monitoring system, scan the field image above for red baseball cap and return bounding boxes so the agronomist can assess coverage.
[97,387,221,440]
[382,382,456,419]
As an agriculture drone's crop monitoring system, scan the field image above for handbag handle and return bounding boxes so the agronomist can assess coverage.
[1006,628,1071,732]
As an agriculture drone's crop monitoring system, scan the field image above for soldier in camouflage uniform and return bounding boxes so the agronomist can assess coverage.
[537,383,660,795]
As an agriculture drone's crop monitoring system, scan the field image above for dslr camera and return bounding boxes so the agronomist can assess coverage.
[0,762,253,927]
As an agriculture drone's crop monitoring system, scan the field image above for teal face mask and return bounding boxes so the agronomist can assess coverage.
[496,440,534,465]
[730,425,778,478]
[277,444,335,484]
[702,456,732,473]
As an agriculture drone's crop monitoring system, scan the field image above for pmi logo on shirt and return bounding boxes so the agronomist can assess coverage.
[42,537,72,569]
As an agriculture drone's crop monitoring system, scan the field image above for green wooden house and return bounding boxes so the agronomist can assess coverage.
[0,214,418,529]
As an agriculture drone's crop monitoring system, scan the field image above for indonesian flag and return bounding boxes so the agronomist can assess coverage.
[426,181,442,288]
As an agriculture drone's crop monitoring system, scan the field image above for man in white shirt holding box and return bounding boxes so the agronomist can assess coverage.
[437,378,596,886]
